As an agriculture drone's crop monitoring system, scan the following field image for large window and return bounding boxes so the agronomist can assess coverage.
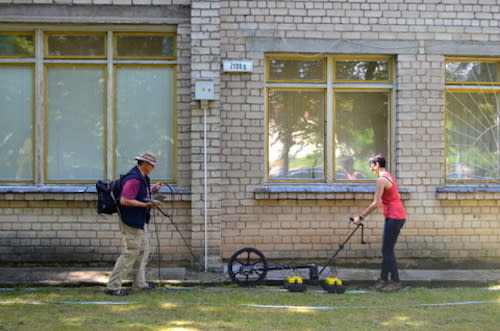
[0,29,176,184]
[266,55,392,182]
[445,58,500,182]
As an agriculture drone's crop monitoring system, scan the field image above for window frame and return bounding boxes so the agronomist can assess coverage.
[112,63,178,180]
[266,86,327,182]
[0,61,36,183]
[265,54,395,183]
[445,57,500,85]
[0,26,177,185]
[445,57,500,184]
[43,62,108,184]
[44,31,107,59]
[113,32,176,60]
[333,55,393,83]
[0,31,35,58]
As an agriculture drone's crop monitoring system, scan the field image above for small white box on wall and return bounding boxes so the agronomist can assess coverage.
[195,80,215,100]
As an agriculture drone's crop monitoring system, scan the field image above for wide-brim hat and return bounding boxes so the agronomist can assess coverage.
[133,152,157,166]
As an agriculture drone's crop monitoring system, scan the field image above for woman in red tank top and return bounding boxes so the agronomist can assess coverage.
[353,154,406,292]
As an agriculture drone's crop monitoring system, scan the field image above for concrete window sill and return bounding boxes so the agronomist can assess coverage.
[436,185,500,200]
[254,184,410,200]
[0,185,191,201]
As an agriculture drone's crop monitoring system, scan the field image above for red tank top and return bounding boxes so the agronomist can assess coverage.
[381,173,407,220]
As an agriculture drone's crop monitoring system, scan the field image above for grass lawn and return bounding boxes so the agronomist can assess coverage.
[1,285,499,330]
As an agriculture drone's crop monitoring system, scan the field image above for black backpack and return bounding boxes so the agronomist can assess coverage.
[96,177,123,215]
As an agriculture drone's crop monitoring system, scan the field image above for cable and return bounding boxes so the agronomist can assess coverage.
[154,185,201,269]
[151,209,162,285]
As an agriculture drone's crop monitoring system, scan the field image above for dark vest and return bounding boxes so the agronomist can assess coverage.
[118,166,151,229]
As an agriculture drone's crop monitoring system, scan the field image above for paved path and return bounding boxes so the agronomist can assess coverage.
[0,266,498,288]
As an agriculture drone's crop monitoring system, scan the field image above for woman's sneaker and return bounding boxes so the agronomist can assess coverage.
[379,280,402,292]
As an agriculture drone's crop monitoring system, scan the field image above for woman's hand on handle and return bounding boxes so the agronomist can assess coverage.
[352,215,363,225]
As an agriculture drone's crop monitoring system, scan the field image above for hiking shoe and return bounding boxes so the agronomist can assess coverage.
[105,289,129,296]
[378,280,402,293]
[141,283,156,290]
[134,283,156,291]
[373,279,387,290]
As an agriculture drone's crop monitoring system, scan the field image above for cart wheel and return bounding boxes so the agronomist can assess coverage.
[227,247,268,286]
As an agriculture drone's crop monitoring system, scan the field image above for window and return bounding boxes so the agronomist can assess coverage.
[0,33,35,182]
[266,55,392,182]
[445,58,500,182]
[0,63,34,182]
[0,29,176,184]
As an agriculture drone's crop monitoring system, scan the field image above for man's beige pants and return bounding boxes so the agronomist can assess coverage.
[106,221,150,291]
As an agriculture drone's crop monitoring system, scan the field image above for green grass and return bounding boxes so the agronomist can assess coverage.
[1,285,499,330]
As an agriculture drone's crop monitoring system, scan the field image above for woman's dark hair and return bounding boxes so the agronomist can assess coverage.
[369,154,386,168]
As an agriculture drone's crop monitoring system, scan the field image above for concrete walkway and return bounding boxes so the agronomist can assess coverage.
[0,266,498,288]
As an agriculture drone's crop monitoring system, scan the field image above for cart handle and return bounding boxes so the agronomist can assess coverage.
[349,217,367,245]
[318,217,367,276]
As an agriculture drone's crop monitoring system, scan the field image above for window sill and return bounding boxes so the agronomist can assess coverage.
[254,184,410,200]
[0,185,191,201]
[436,184,500,200]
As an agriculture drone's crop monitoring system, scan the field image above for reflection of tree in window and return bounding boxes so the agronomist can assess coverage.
[268,89,324,179]
[335,91,388,179]
[446,92,499,181]
[446,62,497,82]
[269,59,324,81]
[336,61,389,81]
[0,35,34,56]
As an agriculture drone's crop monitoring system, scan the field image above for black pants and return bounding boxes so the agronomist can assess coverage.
[380,218,405,282]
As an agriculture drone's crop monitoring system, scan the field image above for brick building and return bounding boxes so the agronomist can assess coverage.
[1,0,499,270]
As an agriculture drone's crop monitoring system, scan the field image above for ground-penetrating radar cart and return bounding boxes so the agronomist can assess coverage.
[227,218,367,292]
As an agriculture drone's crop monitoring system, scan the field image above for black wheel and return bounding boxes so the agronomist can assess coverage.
[227,247,268,286]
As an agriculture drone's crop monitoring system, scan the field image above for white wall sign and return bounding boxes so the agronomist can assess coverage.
[222,60,253,73]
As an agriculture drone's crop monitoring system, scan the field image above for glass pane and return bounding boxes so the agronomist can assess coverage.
[0,34,34,56]
[446,61,498,83]
[116,34,175,58]
[336,60,390,81]
[0,65,33,181]
[268,58,325,81]
[446,91,499,181]
[47,65,105,181]
[116,66,175,180]
[47,33,105,57]
[268,89,325,180]
[334,91,389,180]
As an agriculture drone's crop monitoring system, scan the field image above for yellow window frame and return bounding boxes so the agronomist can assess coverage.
[112,63,177,183]
[44,31,107,59]
[332,87,393,183]
[43,63,108,184]
[445,57,500,85]
[444,87,500,184]
[333,55,393,84]
[265,86,327,183]
[265,54,327,83]
[113,32,177,60]
[0,62,36,183]
[0,31,35,58]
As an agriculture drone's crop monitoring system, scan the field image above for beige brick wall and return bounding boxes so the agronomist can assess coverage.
[7,0,191,4]
[218,0,500,266]
[0,193,193,263]
[1,0,499,267]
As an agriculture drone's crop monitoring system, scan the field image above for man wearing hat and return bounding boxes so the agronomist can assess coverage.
[106,152,162,296]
